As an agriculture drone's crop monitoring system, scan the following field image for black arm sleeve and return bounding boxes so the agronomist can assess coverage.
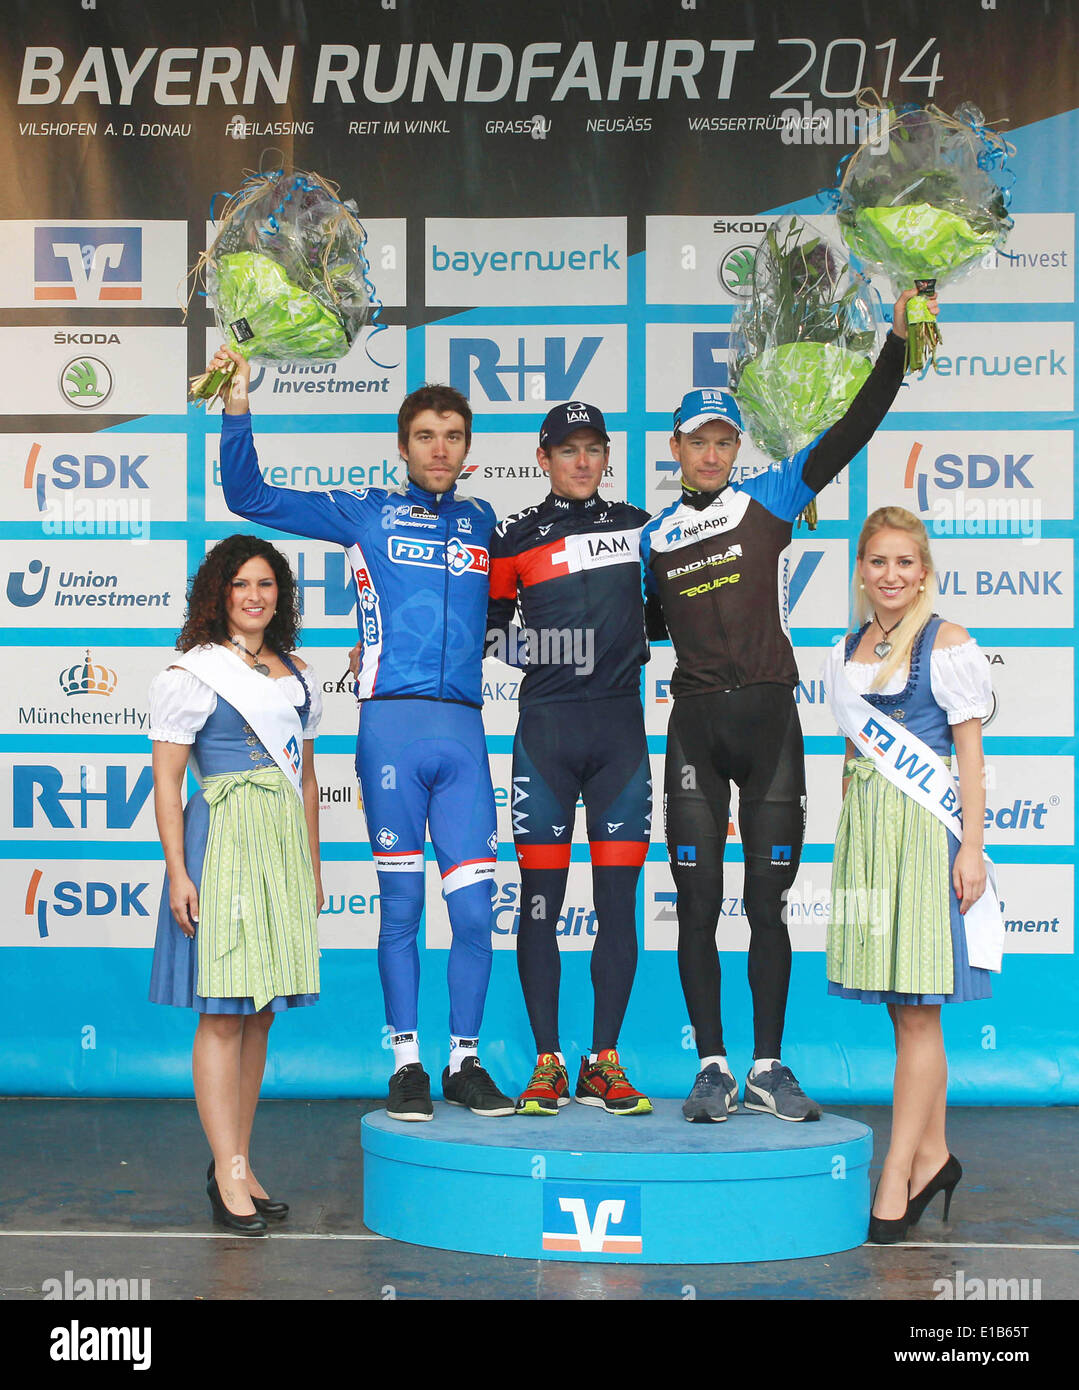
[800,331,907,495]
[645,591,669,642]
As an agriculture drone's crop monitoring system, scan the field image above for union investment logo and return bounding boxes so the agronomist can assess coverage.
[60,357,113,409]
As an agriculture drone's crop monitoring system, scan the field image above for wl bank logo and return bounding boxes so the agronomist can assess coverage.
[24,868,150,939]
[449,333,603,402]
[692,330,731,390]
[34,226,142,302]
[541,1183,642,1254]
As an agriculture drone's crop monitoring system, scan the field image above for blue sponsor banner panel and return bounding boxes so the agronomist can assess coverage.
[0,0,1075,1102]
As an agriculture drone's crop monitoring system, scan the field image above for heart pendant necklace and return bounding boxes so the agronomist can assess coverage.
[229,634,270,676]
[873,614,903,659]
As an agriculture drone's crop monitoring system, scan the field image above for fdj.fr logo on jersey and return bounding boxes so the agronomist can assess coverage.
[12,764,153,829]
[34,227,142,302]
[449,334,603,402]
[388,536,489,576]
[24,867,150,939]
[541,1183,642,1255]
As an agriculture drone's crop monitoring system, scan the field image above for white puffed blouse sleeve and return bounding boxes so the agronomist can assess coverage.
[298,661,323,740]
[147,668,217,744]
[930,639,994,725]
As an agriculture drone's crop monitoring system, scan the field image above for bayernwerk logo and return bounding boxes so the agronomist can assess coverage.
[60,357,113,409]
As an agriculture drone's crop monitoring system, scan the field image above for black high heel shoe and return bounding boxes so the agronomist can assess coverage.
[205,1161,268,1236]
[907,1155,962,1226]
[208,1159,288,1221]
[867,1179,911,1244]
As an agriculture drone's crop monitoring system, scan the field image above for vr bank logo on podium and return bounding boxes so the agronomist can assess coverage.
[541,1183,642,1255]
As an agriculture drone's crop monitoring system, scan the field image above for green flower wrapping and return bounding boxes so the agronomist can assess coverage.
[736,343,873,462]
[215,253,350,360]
[843,203,1000,284]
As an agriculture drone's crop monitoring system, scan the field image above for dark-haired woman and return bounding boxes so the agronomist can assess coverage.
[149,535,324,1235]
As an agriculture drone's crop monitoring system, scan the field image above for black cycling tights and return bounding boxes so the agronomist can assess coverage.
[664,684,806,1060]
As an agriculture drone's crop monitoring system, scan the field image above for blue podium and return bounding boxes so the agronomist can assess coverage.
[362,1101,872,1263]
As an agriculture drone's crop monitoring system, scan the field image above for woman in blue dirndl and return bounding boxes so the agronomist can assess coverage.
[149,535,324,1235]
[825,508,999,1243]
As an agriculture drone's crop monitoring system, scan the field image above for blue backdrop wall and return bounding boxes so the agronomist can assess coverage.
[1,1,1076,1102]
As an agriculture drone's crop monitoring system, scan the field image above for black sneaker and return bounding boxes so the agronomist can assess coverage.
[441,1056,515,1116]
[743,1063,822,1122]
[386,1063,433,1122]
[681,1063,739,1122]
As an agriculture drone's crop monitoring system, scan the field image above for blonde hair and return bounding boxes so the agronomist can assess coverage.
[851,507,935,689]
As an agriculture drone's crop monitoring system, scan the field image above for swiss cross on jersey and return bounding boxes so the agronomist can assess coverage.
[549,529,640,574]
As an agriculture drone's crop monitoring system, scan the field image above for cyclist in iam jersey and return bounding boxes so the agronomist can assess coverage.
[641,289,934,1123]
[486,403,653,1117]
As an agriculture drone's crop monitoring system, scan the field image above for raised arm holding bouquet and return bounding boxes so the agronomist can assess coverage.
[188,168,376,406]
[832,96,1014,373]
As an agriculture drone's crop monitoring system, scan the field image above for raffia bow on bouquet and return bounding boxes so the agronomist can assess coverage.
[830,93,1014,373]
[187,168,378,406]
[729,216,884,529]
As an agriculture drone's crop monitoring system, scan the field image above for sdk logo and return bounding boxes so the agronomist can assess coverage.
[24,868,150,939]
[34,226,142,302]
[541,1183,642,1254]
[23,441,148,510]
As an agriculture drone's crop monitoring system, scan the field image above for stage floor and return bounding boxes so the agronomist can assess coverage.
[1,1097,1075,1300]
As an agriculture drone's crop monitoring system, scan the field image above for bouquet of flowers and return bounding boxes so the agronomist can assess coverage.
[833,100,1013,371]
[189,169,375,405]
[729,217,883,526]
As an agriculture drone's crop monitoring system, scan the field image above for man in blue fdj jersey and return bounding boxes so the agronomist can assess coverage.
[486,403,653,1117]
[642,292,928,1124]
[209,345,514,1122]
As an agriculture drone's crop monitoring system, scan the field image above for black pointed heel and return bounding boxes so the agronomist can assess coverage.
[908,1155,962,1226]
[867,1179,911,1244]
[208,1158,288,1221]
[206,1162,268,1236]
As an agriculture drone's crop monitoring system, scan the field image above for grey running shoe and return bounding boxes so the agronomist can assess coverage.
[386,1063,434,1122]
[743,1063,822,1122]
[681,1063,739,1123]
[442,1056,516,1116]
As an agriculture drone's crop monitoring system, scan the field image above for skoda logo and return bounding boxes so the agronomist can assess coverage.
[717,245,757,298]
[60,356,114,409]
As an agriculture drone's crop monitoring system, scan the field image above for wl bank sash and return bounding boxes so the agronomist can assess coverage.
[823,642,1004,973]
[172,644,305,801]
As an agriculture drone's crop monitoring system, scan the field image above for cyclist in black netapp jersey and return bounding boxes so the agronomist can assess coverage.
[642,289,933,1123]
[487,403,653,1117]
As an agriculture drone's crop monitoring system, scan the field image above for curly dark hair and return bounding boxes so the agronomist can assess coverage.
[176,535,302,655]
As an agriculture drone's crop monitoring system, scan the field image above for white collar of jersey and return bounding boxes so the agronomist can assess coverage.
[654,488,750,551]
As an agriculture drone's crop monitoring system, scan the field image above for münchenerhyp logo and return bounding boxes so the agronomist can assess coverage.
[541,1183,642,1254]
[60,356,114,409]
[25,867,151,939]
[34,226,142,302]
[60,651,118,698]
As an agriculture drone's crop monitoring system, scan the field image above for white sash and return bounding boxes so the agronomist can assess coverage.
[823,641,1004,973]
[173,645,306,801]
